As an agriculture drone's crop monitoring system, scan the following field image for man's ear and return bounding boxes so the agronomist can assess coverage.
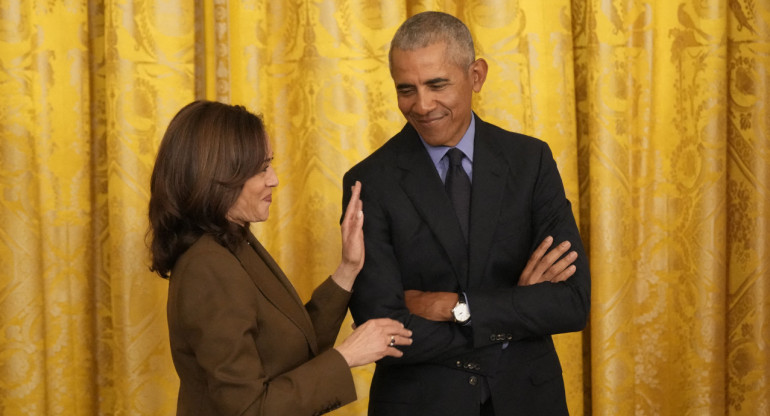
[470,58,488,92]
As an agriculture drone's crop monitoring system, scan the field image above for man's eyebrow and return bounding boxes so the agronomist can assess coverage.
[424,77,449,85]
[396,78,449,90]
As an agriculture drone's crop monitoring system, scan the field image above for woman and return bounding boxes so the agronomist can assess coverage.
[148,100,412,415]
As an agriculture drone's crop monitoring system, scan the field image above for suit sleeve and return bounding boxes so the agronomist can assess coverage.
[305,277,352,350]
[173,251,356,416]
[343,172,476,366]
[466,142,591,348]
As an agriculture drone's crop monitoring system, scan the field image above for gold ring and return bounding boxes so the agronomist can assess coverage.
[389,336,396,347]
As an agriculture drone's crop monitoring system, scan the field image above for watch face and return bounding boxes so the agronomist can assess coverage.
[453,303,470,322]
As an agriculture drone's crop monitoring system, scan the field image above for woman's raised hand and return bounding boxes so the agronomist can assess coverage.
[331,181,364,291]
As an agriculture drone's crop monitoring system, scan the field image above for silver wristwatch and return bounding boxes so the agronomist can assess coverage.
[451,294,471,325]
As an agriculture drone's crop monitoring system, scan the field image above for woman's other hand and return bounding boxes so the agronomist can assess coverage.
[335,318,412,367]
[332,181,364,291]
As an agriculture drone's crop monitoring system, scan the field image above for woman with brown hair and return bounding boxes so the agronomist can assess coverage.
[148,100,411,415]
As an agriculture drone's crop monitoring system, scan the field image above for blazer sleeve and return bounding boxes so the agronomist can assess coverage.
[173,250,356,416]
[466,141,591,348]
[305,277,352,350]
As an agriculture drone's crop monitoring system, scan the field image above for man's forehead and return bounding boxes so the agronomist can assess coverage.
[391,44,452,67]
[390,49,465,83]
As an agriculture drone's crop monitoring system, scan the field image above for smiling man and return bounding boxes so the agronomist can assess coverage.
[390,40,483,148]
[342,11,591,416]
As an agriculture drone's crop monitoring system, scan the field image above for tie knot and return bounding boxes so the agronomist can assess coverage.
[446,148,465,167]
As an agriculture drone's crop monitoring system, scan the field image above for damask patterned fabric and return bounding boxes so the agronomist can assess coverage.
[0,1,767,415]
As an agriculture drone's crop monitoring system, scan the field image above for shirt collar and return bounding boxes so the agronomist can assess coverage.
[420,113,476,165]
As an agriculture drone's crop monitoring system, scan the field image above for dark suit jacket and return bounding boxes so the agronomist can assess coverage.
[167,230,357,416]
[342,116,590,416]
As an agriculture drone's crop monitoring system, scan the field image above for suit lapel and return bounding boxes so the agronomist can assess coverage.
[235,231,319,355]
[396,125,470,289]
[468,118,509,288]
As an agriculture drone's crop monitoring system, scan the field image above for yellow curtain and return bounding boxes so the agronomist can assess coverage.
[574,0,770,414]
[0,1,767,415]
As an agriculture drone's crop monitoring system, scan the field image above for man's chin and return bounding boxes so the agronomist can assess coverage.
[418,133,452,147]
[411,127,440,144]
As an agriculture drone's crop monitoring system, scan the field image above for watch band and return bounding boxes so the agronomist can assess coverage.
[452,292,471,325]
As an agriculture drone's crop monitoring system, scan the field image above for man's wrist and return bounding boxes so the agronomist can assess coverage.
[451,292,471,325]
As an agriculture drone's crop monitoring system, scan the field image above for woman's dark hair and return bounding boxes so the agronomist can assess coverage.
[148,100,269,278]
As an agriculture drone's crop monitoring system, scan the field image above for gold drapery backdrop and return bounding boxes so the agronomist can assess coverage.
[1,0,767,414]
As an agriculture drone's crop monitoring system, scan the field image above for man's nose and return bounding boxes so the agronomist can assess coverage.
[413,91,436,114]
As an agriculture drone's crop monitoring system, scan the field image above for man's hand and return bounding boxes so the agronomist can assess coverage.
[519,236,577,286]
[404,237,577,321]
[404,290,458,322]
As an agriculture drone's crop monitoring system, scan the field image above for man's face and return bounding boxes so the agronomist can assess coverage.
[390,42,486,147]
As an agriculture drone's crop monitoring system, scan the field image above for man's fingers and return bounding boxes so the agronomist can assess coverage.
[532,236,554,259]
[519,238,576,286]
[544,251,577,280]
[550,264,576,283]
[521,236,554,280]
[534,240,571,275]
[527,236,553,267]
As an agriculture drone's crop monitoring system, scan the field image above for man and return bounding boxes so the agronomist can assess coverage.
[342,11,590,416]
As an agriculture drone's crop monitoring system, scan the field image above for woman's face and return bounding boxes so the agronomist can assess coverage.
[226,144,278,225]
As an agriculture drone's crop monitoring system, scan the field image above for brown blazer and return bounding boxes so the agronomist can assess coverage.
[167,230,356,416]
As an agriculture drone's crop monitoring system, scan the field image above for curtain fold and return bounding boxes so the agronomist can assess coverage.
[99,1,194,414]
[0,1,767,415]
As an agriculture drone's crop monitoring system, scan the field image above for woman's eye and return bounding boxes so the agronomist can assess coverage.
[259,157,274,172]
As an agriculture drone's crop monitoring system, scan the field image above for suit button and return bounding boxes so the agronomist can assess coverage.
[456,360,462,367]
[490,334,496,341]
[507,334,513,340]
[469,376,478,386]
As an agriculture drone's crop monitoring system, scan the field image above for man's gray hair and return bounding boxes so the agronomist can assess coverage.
[389,11,475,69]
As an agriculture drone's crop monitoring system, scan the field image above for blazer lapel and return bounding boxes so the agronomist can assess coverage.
[468,118,509,288]
[235,231,319,355]
[396,125,470,289]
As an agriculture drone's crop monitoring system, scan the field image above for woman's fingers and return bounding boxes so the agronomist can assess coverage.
[339,181,365,272]
[342,181,363,226]
[388,334,413,346]
[381,321,412,357]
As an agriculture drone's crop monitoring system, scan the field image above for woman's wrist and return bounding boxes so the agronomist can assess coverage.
[333,345,355,367]
[331,264,358,292]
